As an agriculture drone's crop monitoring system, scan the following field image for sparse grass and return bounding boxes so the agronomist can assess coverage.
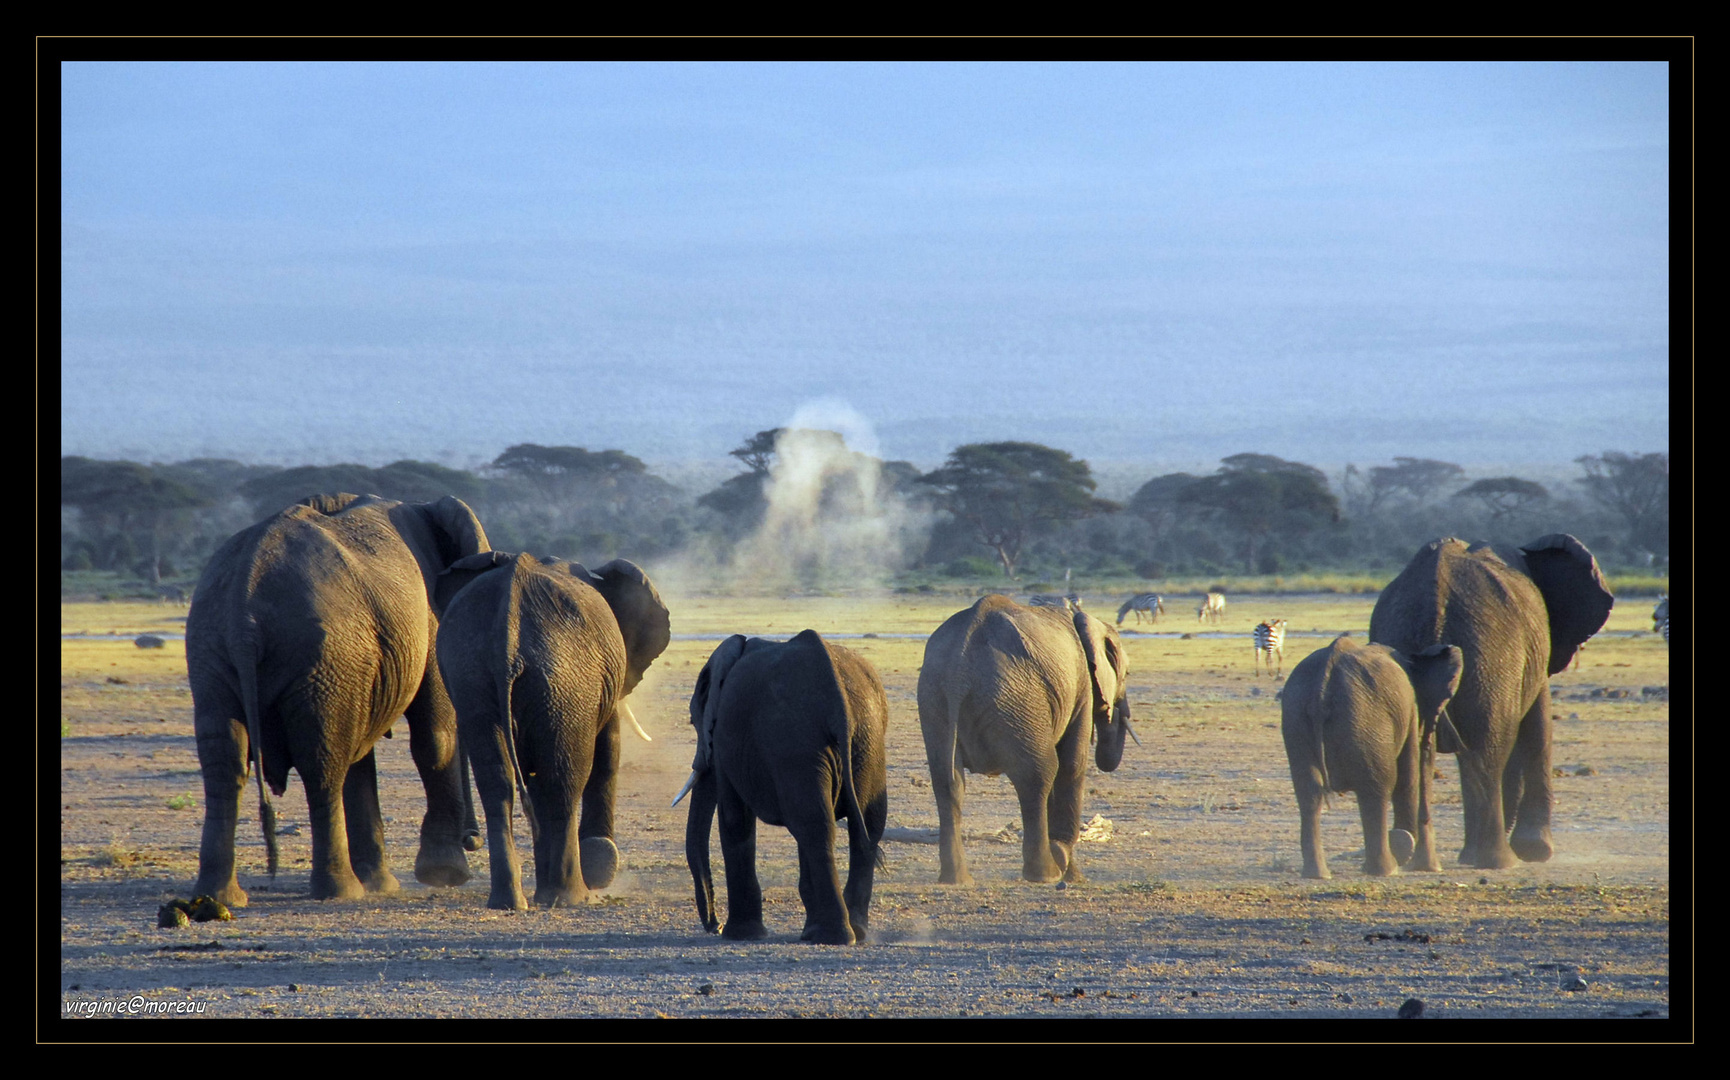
[166,793,197,811]
[61,717,71,738]
[96,843,141,870]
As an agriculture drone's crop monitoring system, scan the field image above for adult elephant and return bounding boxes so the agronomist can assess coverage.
[680,631,888,945]
[186,493,490,905]
[1369,535,1613,869]
[917,595,1136,885]
[432,552,671,911]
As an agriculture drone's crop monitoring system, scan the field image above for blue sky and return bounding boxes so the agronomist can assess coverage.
[58,59,1673,479]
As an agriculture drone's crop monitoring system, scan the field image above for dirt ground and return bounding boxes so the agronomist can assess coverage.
[53,590,1683,1038]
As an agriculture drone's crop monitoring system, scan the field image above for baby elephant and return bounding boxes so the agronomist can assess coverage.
[433,552,671,910]
[679,630,888,945]
[1280,636,1463,879]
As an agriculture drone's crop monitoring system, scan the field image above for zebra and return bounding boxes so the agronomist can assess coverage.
[1253,619,1288,677]
[1653,595,1668,644]
[1117,593,1165,625]
[1028,592,1082,613]
[1197,591,1226,623]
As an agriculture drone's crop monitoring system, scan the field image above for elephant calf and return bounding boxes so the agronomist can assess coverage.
[433,552,671,911]
[680,631,888,945]
[1280,636,1463,879]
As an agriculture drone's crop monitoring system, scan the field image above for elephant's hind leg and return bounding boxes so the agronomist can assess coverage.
[1506,689,1555,863]
[343,749,400,894]
[716,780,769,940]
[470,727,528,911]
[405,670,473,888]
[577,709,623,890]
[193,712,252,908]
[784,780,854,945]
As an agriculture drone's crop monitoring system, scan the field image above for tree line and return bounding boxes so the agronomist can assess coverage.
[61,437,1668,587]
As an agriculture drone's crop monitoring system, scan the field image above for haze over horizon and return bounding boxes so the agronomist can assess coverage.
[59,60,1673,479]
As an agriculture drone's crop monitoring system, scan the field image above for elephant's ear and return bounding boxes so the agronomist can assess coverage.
[690,635,749,774]
[589,559,673,692]
[1520,534,1615,676]
[1073,611,1120,716]
[432,550,512,616]
[423,495,492,564]
[1407,644,1465,727]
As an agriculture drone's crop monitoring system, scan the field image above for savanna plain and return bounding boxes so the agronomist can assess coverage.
[56,589,1677,1030]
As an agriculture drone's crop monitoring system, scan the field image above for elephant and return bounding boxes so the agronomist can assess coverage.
[431,551,671,911]
[1369,535,1613,869]
[1280,636,1464,878]
[186,493,490,905]
[680,630,888,945]
[917,595,1136,885]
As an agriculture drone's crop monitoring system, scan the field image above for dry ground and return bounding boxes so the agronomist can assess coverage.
[53,589,1682,1037]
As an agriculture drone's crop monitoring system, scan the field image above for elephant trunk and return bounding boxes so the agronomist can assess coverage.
[1095,698,1131,772]
[683,770,720,933]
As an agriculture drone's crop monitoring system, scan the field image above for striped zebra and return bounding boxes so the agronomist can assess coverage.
[1197,591,1226,623]
[1028,593,1082,613]
[1653,595,1669,644]
[1253,619,1288,677]
[1117,593,1165,625]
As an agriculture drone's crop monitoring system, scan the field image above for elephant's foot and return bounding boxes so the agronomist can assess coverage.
[1060,862,1088,885]
[413,846,472,888]
[461,830,484,853]
[721,919,770,941]
[358,866,401,895]
[1360,855,1399,877]
[580,836,620,890]
[1459,841,1519,870]
[1301,862,1331,880]
[309,868,368,901]
[534,884,591,909]
[937,868,975,886]
[193,875,249,909]
[1509,824,1554,863]
[1388,829,1416,865]
[800,922,857,946]
[488,885,529,912]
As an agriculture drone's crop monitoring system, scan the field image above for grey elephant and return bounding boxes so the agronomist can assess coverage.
[186,493,490,905]
[432,552,671,911]
[1280,636,1464,878]
[917,595,1136,885]
[680,631,888,945]
[1370,535,1613,869]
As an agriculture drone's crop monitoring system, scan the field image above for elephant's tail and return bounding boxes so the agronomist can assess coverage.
[1311,700,1334,813]
[233,634,279,879]
[498,666,537,849]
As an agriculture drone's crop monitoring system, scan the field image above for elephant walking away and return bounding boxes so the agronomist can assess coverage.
[433,552,671,910]
[918,595,1136,885]
[680,631,888,945]
[1370,535,1613,869]
[186,494,490,905]
[1280,637,1463,878]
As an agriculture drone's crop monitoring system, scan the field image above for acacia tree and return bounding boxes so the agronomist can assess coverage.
[1454,476,1549,521]
[61,457,211,580]
[1367,457,1466,510]
[1178,453,1339,573]
[918,442,1118,579]
[1576,451,1668,558]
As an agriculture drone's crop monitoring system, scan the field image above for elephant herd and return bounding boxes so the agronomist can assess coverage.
[183,493,1617,944]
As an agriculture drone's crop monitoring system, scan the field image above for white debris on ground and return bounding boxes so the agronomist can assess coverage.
[993,821,1022,843]
[1079,814,1114,843]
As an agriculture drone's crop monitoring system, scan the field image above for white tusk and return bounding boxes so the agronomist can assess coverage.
[621,700,651,742]
[1123,714,1142,747]
[671,770,697,808]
